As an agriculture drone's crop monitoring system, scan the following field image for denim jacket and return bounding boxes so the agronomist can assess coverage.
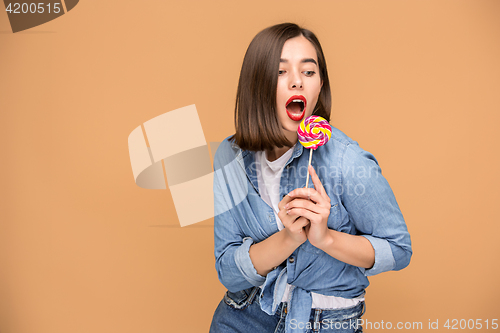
[213,127,412,333]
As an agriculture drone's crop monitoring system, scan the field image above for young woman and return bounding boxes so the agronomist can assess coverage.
[209,23,412,333]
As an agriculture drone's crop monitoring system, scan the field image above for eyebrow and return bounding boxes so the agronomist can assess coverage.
[280,58,318,66]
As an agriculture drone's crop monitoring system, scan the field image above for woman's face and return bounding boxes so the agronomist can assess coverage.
[276,35,323,143]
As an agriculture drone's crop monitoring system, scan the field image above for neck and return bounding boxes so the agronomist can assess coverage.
[266,146,289,162]
[266,131,297,162]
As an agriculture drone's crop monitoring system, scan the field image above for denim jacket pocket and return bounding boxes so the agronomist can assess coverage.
[223,286,260,310]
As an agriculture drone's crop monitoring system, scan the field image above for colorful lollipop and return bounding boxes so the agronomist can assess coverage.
[297,116,332,188]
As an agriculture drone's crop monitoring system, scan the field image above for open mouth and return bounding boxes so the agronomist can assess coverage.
[285,95,307,121]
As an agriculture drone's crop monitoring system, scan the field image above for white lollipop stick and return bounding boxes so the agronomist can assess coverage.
[305,148,313,188]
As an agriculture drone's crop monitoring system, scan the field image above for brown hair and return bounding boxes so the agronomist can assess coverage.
[230,23,331,151]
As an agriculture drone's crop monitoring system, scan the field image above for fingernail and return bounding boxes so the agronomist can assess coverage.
[285,204,289,209]
[286,210,291,215]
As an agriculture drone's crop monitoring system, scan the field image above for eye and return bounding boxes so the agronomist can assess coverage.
[278,70,286,76]
[303,71,316,77]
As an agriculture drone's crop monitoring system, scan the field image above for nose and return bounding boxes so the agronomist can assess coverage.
[289,71,303,89]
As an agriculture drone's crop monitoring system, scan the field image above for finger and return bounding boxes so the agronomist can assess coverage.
[281,215,306,232]
[278,210,300,228]
[288,188,323,205]
[293,217,310,229]
[285,198,321,214]
[278,194,295,210]
[286,207,321,224]
[309,165,327,197]
[304,222,311,235]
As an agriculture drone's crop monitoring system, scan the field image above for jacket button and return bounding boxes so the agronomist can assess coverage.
[289,257,295,263]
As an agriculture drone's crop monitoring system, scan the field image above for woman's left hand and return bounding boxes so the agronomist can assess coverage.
[285,165,332,249]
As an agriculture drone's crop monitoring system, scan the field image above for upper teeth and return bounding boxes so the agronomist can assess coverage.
[293,99,303,103]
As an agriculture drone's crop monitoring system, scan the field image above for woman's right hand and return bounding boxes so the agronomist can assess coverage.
[278,195,310,245]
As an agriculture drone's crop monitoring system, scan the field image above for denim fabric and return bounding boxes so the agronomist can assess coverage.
[212,127,412,333]
[209,287,364,333]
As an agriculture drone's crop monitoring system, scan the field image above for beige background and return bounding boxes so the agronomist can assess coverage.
[1,0,499,332]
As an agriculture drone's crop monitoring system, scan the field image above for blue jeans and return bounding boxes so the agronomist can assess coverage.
[209,287,364,333]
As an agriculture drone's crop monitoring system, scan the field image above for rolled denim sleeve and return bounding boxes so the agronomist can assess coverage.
[235,237,267,286]
[213,141,266,292]
[213,208,266,292]
[341,143,412,276]
[361,235,395,275]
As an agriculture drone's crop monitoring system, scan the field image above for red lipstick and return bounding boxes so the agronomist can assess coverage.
[285,95,307,121]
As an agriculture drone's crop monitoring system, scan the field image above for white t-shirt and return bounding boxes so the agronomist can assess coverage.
[255,147,364,309]
[255,148,294,230]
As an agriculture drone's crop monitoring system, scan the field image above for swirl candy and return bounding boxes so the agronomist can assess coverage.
[297,116,332,188]
[298,115,332,150]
